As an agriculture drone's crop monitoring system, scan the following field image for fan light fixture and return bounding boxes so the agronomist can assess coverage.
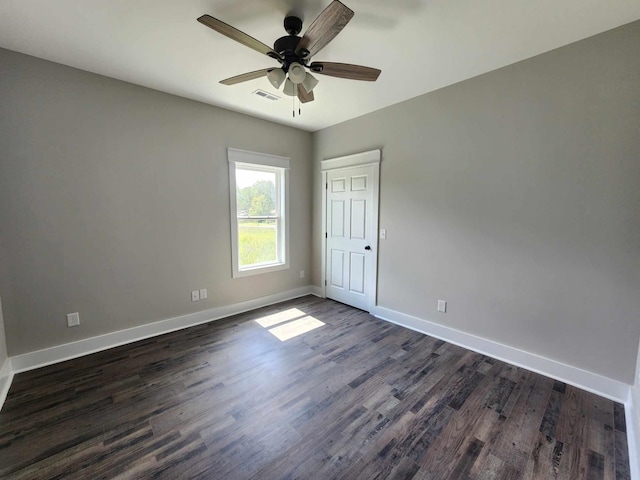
[283,78,296,97]
[302,72,319,93]
[288,62,306,84]
[267,68,286,89]
[274,65,318,96]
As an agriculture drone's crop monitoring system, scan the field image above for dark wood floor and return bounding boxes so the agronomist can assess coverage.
[0,296,631,479]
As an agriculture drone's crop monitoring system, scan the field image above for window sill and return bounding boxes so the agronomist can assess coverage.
[233,262,289,278]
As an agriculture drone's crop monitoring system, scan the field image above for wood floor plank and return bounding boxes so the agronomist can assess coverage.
[416,362,505,478]
[615,430,631,480]
[470,371,553,477]
[0,296,631,479]
[521,432,561,480]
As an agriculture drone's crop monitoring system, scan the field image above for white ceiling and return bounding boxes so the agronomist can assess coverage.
[1,1,639,132]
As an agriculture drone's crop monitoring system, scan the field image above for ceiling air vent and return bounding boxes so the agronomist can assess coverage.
[253,89,280,101]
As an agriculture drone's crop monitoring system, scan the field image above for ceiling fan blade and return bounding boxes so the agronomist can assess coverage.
[296,1,354,58]
[297,86,314,104]
[198,15,281,59]
[310,62,381,81]
[220,68,274,85]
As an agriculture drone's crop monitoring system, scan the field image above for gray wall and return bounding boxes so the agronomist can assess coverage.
[0,48,313,356]
[312,22,640,383]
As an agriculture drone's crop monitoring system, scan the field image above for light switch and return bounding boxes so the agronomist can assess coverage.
[380,229,387,239]
[437,300,447,313]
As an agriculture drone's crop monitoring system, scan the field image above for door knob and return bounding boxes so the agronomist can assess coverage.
[365,245,371,250]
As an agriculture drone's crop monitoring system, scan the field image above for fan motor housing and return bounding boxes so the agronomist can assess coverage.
[274,35,301,56]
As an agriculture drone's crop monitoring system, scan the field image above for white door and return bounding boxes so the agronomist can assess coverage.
[325,164,378,311]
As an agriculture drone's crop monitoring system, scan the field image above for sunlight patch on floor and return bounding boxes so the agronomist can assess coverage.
[254,308,326,341]
[268,316,325,341]
[255,308,306,328]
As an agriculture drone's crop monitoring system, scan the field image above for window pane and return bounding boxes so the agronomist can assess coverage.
[236,169,277,218]
[238,218,277,267]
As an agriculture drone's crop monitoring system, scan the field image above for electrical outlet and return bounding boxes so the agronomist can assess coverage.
[191,290,200,302]
[67,312,80,327]
[199,288,208,300]
[300,270,305,279]
[437,300,447,313]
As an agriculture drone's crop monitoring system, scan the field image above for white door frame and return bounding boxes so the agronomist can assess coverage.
[321,149,381,312]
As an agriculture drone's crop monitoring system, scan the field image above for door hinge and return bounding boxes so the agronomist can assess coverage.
[325,280,327,286]
[325,232,328,238]
[326,183,328,190]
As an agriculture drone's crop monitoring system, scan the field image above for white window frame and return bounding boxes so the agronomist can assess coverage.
[228,148,290,278]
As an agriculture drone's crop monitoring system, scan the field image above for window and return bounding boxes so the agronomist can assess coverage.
[228,148,290,278]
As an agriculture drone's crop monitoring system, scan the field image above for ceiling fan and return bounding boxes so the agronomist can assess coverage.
[197,0,381,109]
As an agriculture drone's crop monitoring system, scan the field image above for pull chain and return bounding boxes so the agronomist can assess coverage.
[291,85,301,118]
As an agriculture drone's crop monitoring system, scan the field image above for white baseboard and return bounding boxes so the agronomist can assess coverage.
[371,305,630,403]
[309,285,324,298]
[10,286,316,375]
[627,389,640,480]
[0,357,14,411]
[628,339,640,480]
